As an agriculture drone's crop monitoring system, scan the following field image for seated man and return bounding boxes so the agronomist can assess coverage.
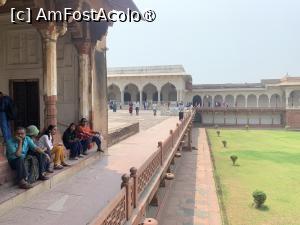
[26,125,52,175]
[6,127,50,189]
[77,118,104,154]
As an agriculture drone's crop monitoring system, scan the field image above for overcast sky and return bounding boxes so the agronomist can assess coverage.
[107,0,300,84]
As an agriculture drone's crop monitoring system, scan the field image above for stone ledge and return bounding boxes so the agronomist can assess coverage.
[0,147,101,217]
[0,122,139,217]
[107,122,139,147]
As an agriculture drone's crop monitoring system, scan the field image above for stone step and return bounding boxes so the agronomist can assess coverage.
[0,122,139,217]
[0,147,101,217]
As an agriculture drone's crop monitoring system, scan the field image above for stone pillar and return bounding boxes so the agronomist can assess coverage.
[233,95,236,108]
[177,90,181,102]
[121,90,124,105]
[140,91,143,105]
[91,41,108,150]
[38,23,67,128]
[75,41,91,120]
[285,91,290,108]
[157,90,161,104]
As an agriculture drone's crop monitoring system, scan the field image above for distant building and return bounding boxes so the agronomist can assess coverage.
[108,65,300,128]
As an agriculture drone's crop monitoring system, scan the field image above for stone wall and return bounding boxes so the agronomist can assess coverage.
[0,18,79,131]
[0,144,14,185]
[286,110,300,128]
[200,111,283,127]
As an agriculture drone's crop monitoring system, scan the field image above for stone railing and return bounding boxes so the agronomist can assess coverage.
[91,110,195,225]
[196,106,286,112]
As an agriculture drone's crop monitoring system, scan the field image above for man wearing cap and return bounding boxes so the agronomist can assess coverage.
[26,125,51,178]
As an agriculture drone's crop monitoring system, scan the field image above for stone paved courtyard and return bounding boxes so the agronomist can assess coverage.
[108,109,170,131]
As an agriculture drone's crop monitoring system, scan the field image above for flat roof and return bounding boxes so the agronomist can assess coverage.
[107,65,189,77]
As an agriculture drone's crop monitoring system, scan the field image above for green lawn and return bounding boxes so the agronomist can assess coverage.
[208,129,300,225]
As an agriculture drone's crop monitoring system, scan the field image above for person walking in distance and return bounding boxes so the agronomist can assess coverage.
[152,103,157,116]
[129,102,133,116]
[135,101,140,116]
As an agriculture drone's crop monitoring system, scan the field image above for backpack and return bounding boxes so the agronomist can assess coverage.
[24,155,39,184]
[5,97,17,120]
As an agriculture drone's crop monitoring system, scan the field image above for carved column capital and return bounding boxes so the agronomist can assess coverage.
[35,22,67,42]
[74,40,92,55]
[0,0,7,7]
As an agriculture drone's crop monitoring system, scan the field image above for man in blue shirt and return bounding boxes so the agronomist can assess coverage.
[6,127,50,189]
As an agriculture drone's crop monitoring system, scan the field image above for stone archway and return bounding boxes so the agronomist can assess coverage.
[161,83,177,102]
[289,91,300,107]
[258,94,269,107]
[270,94,281,108]
[108,84,121,102]
[236,95,246,107]
[192,95,202,106]
[203,95,212,107]
[214,95,223,107]
[247,94,257,107]
[142,83,158,102]
[124,83,139,103]
[225,95,235,107]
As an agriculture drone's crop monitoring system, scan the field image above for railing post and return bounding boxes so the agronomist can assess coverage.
[130,167,137,208]
[187,123,192,151]
[170,130,173,147]
[158,141,163,165]
[121,174,132,220]
[176,123,180,139]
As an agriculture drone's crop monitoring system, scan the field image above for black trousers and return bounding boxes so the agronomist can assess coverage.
[28,151,47,176]
[9,157,27,183]
[179,112,184,120]
[65,141,83,158]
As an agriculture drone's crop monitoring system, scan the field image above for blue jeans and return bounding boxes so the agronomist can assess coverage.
[80,139,89,153]
[0,111,11,142]
[91,136,101,150]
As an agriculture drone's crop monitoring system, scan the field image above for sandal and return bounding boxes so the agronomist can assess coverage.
[61,162,71,167]
[54,164,64,170]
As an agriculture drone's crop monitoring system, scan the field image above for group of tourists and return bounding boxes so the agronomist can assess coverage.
[128,101,140,116]
[1,92,103,189]
[5,118,103,189]
[128,101,160,116]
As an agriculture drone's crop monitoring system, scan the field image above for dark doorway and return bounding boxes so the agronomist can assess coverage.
[10,80,40,128]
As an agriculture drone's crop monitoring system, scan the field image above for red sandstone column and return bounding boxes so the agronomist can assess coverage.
[90,38,108,150]
[38,22,67,128]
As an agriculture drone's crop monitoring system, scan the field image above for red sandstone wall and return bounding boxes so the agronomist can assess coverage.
[0,144,15,185]
[286,110,300,128]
